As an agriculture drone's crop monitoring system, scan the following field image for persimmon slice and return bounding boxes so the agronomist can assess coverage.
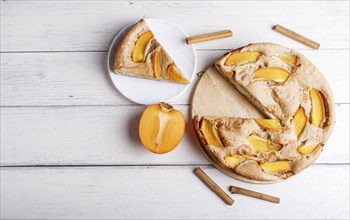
[260,161,292,173]
[224,51,260,66]
[167,64,189,84]
[199,119,224,147]
[280,55,297,65]
[292,106,307,138]
[132,31,154,62]
[153,50,162,78]
[255,119,281,130]
[310,88,326,128]
[298,145,318,155]
[247,134,283,153]
[253,67,289,83]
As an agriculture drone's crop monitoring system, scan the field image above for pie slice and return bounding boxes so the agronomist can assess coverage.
[114,19,189,84]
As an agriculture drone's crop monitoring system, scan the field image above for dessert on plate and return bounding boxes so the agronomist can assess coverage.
[194,43,335,183]
[114,19,189,84]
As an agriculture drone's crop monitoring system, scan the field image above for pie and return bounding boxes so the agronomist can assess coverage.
[193,43,335,183]
[114,19,189,84]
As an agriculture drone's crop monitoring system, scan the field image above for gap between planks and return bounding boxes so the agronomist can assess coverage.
[1,103,349,108]
[1,48,350,53]
[3,0,350,2]
[1,163,349,168]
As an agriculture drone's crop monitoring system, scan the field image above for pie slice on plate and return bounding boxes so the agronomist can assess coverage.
[114,19,189,84]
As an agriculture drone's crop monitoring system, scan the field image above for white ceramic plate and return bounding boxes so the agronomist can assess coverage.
[107,18,197,105]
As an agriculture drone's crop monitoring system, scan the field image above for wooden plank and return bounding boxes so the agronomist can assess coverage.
[1,1,348,52]
[1,165,349,219]
[1,50,349,106]
[1,104,348,166]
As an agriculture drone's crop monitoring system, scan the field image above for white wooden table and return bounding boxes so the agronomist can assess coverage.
[1,1,349,219]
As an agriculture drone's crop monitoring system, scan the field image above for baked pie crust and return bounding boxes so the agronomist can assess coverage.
[194,43,335,183]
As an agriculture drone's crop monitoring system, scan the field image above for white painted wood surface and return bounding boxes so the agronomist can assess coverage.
[1,0,349,219]
[1,166,349,219]
[1,1,349,51]
[1,104,348,166]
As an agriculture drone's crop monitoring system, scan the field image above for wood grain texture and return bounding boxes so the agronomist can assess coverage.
[1,165,349,219]
[1,104,348,166]
[192,66,263,118]
[1,1,349,52]
[1,50,349,106]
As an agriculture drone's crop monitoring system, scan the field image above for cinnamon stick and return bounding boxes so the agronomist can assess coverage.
[273,24,320,49]
[194,167,234,205]
[186,30,233,44]
[230,186,280,204]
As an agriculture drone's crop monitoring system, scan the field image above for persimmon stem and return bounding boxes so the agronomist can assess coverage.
[160,102,173,112]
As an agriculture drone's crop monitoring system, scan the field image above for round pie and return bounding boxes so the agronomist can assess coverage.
[193,43,335,183]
